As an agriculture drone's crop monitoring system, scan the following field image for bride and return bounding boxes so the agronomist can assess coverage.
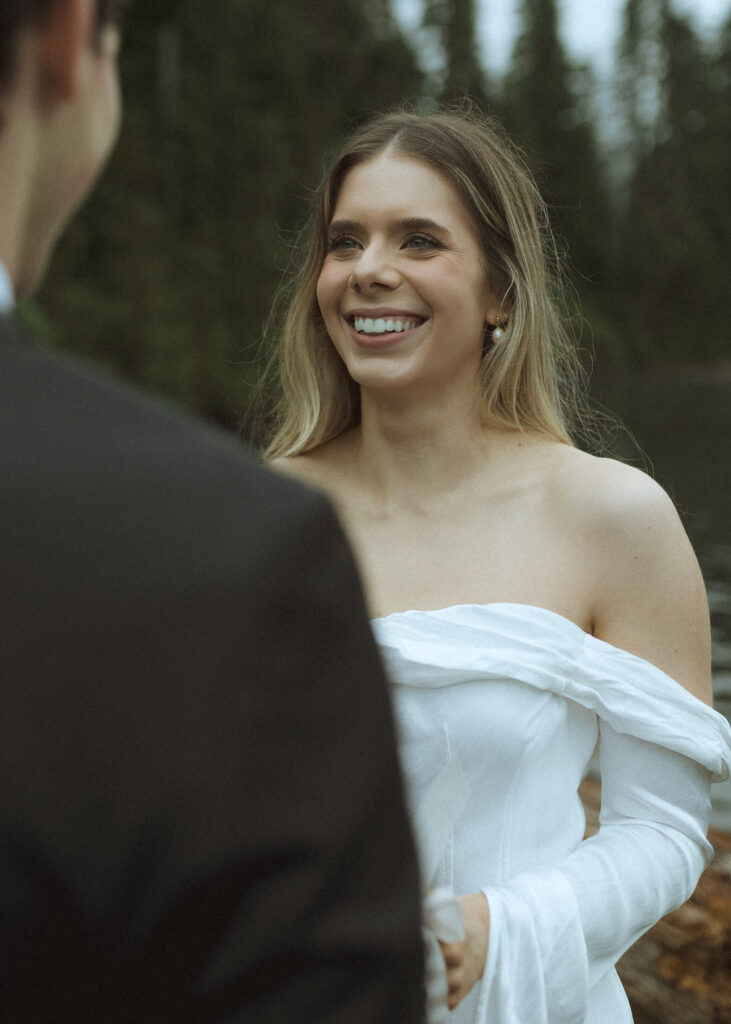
[259,108,731,1023]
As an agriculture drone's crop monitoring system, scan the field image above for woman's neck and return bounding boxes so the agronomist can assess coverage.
[351,386,516,512]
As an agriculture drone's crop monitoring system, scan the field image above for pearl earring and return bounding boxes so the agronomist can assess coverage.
[492,314,506,342]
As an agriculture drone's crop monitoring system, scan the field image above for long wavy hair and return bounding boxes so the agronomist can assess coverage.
[259,106,589,459]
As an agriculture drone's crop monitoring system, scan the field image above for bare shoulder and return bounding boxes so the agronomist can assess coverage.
[551,449,683,537]
[551,450,712,702]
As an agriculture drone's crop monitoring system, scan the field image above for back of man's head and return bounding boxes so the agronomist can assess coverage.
[0,0,125,297]
[0,0,125,91]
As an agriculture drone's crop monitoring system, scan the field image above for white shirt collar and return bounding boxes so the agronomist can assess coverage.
[0,259,14,313]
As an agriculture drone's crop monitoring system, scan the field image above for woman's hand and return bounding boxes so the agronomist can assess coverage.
[439,891,490,1009]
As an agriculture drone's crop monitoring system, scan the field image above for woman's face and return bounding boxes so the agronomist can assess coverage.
[316,152,500,399]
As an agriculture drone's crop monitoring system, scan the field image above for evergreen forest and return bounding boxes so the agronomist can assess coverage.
[29,0,731,430]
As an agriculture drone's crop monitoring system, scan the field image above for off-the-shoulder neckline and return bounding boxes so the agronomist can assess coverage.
[372,602,679,685]
[371,602,731,779]
[372,602,586,634]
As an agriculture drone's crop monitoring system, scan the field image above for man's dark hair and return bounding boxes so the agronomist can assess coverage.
[0,0,126,90]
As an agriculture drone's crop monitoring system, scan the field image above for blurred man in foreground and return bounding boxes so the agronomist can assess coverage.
[0,2,425,1020]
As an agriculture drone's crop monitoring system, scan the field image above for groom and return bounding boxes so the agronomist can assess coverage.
[0,2,424,1021]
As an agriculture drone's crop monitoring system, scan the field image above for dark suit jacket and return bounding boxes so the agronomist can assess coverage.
[0,319,424,1023]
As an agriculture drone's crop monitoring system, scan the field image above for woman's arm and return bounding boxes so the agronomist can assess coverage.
[585,457,712,706]
[441,459,720,1017]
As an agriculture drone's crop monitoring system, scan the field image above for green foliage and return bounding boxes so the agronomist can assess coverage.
[613,2,731,364]
[500,0,612,330]
[425,0,490,103]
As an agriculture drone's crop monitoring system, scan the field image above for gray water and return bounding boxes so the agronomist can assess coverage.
[592,373,731,832]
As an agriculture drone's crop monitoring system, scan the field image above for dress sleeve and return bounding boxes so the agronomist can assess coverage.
[478,720,715,1024]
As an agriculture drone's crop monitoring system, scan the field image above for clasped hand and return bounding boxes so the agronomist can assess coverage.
[439,891,490,1010]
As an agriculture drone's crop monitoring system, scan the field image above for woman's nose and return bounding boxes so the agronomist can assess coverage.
[349,243,401,292]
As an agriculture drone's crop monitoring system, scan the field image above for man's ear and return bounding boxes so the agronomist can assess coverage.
[38,0,95,101]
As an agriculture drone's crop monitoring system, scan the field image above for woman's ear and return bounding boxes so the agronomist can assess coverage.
[483,292,502,329]
[38,0,94,102]
[484,277,514,329]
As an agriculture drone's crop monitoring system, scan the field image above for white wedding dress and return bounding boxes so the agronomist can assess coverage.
[372,603,731,1024]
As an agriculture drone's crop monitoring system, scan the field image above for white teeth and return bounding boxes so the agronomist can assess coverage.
[353,316,420,334]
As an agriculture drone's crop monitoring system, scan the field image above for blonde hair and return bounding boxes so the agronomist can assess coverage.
[259,106,588,459]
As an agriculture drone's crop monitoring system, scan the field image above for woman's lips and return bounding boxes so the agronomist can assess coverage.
[345,311,426,347]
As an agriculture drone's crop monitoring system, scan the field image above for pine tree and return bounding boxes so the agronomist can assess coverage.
[501,0,611,339]
[614,0,666,170]
[425,0,489,103]
[616,1,728,363]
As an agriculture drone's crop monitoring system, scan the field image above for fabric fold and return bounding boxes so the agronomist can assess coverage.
[373,602,731,781]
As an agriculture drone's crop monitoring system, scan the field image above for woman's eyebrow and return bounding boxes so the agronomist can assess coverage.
[396,217,451,235]
[327,219,363,233]
[327,217,452,235]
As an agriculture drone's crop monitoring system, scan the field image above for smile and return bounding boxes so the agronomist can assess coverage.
[353,316,421,335]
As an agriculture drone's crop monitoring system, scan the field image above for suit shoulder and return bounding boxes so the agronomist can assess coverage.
[0,329,333,535]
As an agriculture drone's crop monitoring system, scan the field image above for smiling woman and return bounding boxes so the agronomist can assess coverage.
[260,108,582,459]
[257,107,731,1024]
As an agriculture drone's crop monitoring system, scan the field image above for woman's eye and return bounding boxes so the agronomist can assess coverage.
[404,233,442,250]
[327,234,360,252]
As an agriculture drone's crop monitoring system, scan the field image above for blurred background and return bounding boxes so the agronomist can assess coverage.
[25,0,730,426]
[23,1,730,1017]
